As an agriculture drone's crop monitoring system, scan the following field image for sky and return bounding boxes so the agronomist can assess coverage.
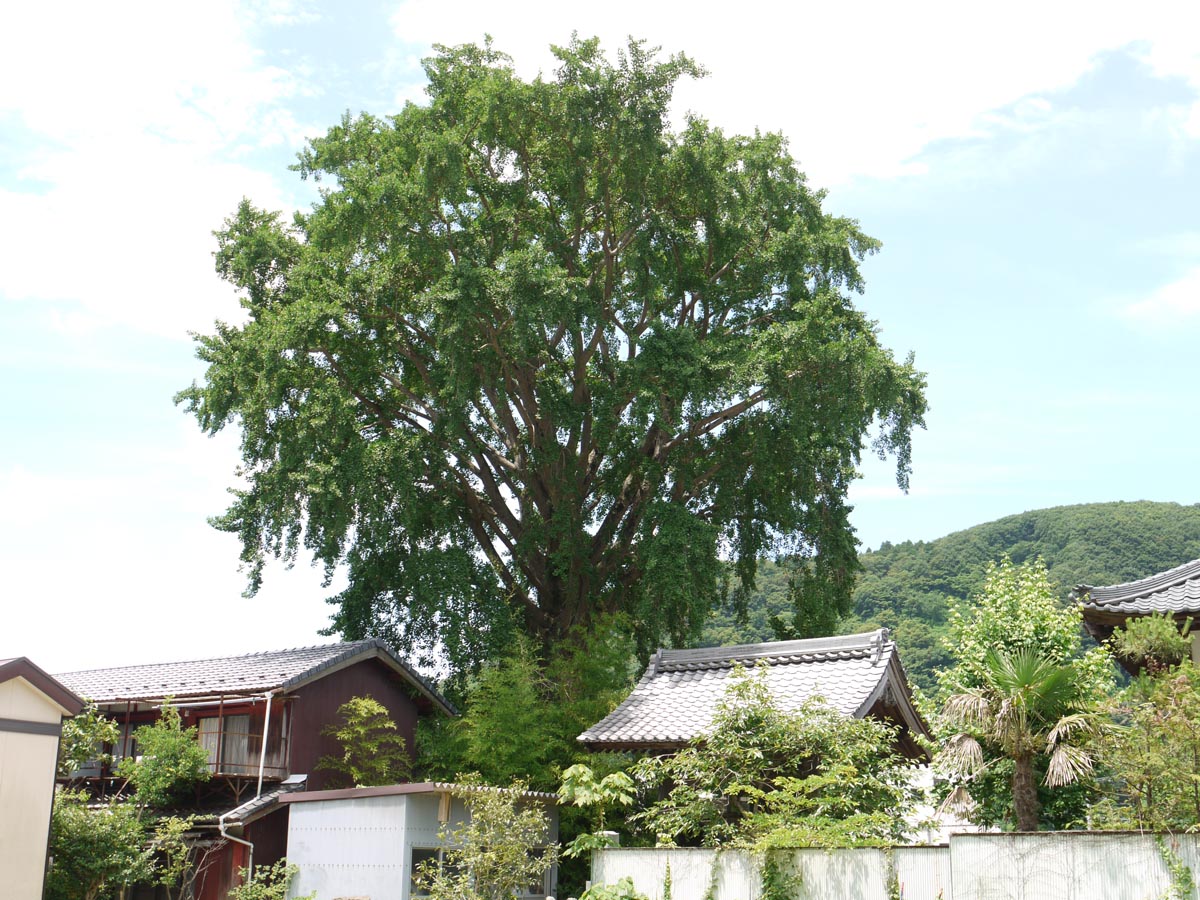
[4,0,1200,673]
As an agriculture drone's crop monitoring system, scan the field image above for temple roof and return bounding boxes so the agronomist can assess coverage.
[578,629,929,756]
[1077,558,1200,621]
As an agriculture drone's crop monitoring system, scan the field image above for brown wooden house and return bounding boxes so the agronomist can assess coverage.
[55,639,454,900]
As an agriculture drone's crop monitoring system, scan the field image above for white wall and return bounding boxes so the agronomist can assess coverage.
[0,677,66,900]
[592,835,1200,900]
[286,791,558,900]
[287,795,412,900]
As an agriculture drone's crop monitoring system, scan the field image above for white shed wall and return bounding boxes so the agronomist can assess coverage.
[286,790,559,900]
[0,677,65,900]
[287,795,411,900]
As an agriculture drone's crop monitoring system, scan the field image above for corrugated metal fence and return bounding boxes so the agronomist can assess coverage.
[591,833,1200,899]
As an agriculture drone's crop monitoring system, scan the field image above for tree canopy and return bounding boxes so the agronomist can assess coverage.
[179,37,925,670]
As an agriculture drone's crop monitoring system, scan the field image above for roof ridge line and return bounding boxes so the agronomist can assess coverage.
[1087,557,1200,600]
[53,639,373,677]
[654,629,889,666]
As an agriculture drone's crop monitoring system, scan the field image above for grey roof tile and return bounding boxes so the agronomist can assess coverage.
[54,639,454,714]
[1079,558,1200,616]
[579,629,908,747]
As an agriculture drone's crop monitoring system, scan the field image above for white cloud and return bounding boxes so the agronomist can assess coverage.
[1135,232,1200,259]
[389,0,1200,187]
[0,425,342,673]
[1123,267,1200,322]
[0,0,307,339]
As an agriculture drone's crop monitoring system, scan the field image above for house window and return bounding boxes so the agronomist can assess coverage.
[525,848,551,897]
[410,847,442,897]
[197,714,253,774]
[409,847,548,898]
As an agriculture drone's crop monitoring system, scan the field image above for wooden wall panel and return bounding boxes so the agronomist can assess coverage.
[289,659,422,791]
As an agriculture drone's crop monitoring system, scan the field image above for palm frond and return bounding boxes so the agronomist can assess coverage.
[939,733,984,776]
[938,784,976,817]
[1045,743,1094,788]
[1046,712,1101,745]
[943,692,990,729]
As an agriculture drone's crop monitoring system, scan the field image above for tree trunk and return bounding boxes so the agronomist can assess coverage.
[1012,751,1040,831]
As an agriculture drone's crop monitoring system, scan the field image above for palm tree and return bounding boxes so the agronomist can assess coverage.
[940,648,1101,831]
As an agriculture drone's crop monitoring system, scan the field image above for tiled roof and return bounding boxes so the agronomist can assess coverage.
[579,629,918,747]
[220,777,308,824]
[1078,558,1200,616]
[54,639,454,714]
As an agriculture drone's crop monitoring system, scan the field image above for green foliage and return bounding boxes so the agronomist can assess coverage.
[149,815,201,900]
[1092,665,1200,830]
[419,628,635,791]
[1155,836,1196,900]
[631,666,916,848]
[938,558,1111,696]
[1112,613,1193,674]
[580,877,649,900]
[702,501,1200,694]
[935,560,1112,830]
[179,35,925,674]
[559,763,635,858]
[418,626,635,898]
[317,694,411,787]
[760,853,803,900]
[46,791,154,900]
[58,704,121,779]
[940,648,1104,831]
[116,701,211,807]
[413,778,559,900]
[227,861,314,900]
[423,642,560,788]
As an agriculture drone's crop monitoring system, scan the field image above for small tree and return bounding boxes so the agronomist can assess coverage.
[414,778,559,900]
[227,860,315,900]
[317,694,411,787]
[940,648,1103,831]
[46,790,154,900]
[935,557,1112,829]
[558,763,635,857]
[116,700,211,807]
[50,703,212,900]
[58,704,121,781]
[1111,613,1192,675]
[630,665,917,848]
[1092,664,1200,830]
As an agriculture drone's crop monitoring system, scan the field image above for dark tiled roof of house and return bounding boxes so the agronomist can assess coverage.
[54,639,454,715]
[579,629,927,748]
[1078,558,1200,616]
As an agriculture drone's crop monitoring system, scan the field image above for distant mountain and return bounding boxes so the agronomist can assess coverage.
[701,501,1200,693]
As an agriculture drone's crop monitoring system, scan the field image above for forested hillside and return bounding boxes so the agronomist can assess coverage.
[702,501,1200,692]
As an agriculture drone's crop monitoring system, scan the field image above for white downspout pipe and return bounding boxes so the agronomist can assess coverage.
[256,690,274,799]
[218,809,255,884]
[221,688,273,886]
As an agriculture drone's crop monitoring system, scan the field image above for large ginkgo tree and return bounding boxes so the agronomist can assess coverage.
[179,37,926,671]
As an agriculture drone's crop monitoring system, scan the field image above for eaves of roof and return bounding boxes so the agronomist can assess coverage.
[280,780,558,805]
[0,657,84,716]
[1077,558,1200,617]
